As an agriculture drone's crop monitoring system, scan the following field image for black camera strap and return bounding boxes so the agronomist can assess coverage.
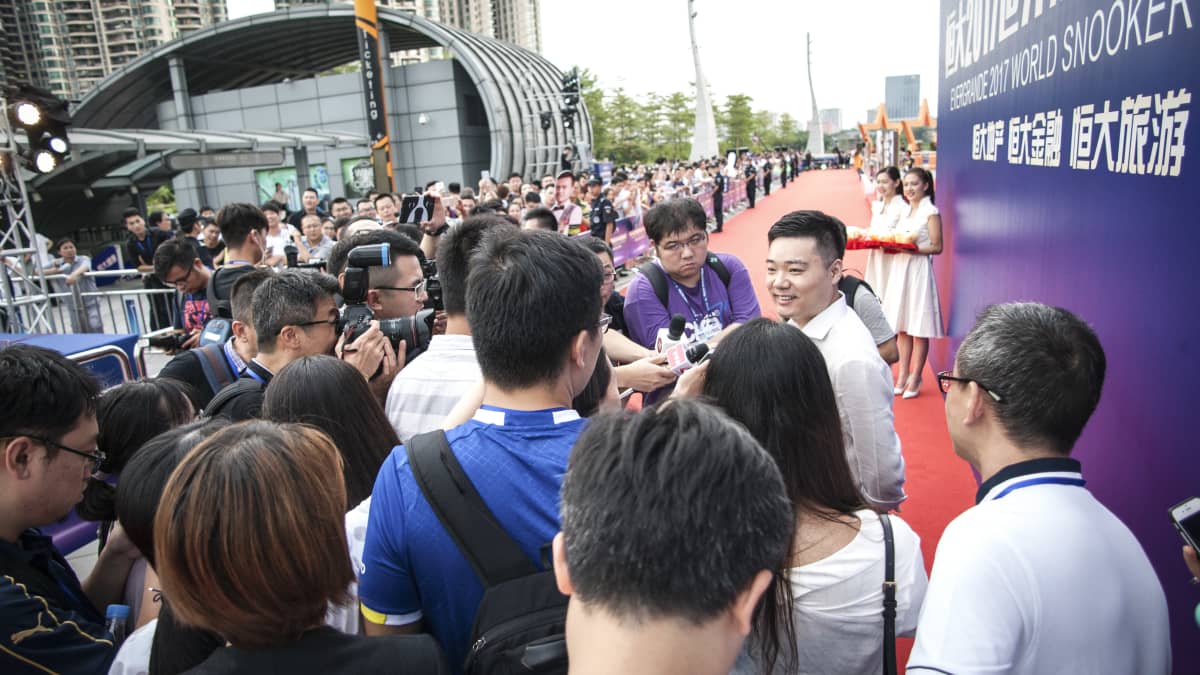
[881,512,897,675]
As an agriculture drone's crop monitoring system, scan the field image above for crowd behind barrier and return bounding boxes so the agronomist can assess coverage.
[0,150,1180,675]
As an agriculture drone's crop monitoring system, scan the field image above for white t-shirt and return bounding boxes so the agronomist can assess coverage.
[108,618,156,675]
[908,461,1171,674]
[733,510,927,675]
[326,497,372,635]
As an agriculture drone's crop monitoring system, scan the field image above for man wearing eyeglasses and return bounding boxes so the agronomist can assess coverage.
[623,199,761,397]
[0,345,141,674]
[207,271,396,421]
[909,303,1169,675]
[153,237,212,351]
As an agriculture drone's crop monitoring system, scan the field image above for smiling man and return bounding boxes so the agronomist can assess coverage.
[0,345,140,674]
[766,210,906,512]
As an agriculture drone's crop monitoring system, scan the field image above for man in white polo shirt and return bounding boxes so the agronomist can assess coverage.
[908,302,1169,674]
[765,210,906,512]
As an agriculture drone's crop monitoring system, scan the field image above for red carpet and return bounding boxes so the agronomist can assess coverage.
[710,170,977,664]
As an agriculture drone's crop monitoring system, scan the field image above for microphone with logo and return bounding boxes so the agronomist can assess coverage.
[665,342,709,376]
[656,314,688,352]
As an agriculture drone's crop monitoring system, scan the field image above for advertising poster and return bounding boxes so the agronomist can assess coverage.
[341,157,375,198]
[938,0,1196,662]
[254,165,330,210]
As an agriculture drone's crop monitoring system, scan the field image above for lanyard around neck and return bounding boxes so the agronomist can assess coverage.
[669,265,710,324]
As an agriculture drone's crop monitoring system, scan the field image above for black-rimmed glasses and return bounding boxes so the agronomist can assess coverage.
[162,264,194,287]
[595,313,612,334]
[294,317,339,330]
[19,434,106,474]
[936,371,1004,403]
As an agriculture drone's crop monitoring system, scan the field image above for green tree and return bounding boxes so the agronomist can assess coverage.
[722,94,754,152]
[638,94,666,159]
[608,88,645,164]
[663,92,693,159]
[146,184,175,213]
[577,68,611,160]
[777,113,798,148]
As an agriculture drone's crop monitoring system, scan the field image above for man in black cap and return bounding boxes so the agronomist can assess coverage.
[587,178,618,244]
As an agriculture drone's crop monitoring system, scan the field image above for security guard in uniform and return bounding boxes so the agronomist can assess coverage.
[587,178,618,243]
[780,152,790,189]
[762,157,773,196]
[744,158,758,209]
[711,166,727,233]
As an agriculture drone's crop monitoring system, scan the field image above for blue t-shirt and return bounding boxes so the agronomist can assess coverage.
[359,405,585,674]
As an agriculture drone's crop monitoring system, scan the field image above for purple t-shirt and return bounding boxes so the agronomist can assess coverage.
[624,252,762,350]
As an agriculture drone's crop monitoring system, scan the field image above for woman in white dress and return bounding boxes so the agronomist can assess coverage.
[687,319,928,675]
[864,167,906,299]
[882,167,944,398]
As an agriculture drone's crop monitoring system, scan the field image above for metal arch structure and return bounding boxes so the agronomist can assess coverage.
[72,5,590,183]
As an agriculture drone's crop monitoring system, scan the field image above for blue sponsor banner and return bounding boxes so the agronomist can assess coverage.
[938,0,1196,663]
[91,244,121,287]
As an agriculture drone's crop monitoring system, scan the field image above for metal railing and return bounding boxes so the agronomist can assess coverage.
[68,344,138,383]
[2,267,179,336]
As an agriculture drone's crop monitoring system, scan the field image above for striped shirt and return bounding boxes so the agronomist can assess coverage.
[384,334,481,443]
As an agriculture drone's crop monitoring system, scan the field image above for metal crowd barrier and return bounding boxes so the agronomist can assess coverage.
[30,269,178,336]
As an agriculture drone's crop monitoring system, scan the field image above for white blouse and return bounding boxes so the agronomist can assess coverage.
[869,196,906,233]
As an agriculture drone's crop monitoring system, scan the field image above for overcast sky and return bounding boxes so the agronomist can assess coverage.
[227,0,940,125]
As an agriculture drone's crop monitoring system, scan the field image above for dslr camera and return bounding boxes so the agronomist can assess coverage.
[340,243,433,363]
[421,258,443,312]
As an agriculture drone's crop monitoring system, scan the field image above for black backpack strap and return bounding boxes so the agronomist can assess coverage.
[406,430,538,588]
[704,253,732,288]
[206,267,231,319]
[194,343,236,395]
[880,513,897,675]
[637,261,670,308]
[838,275,875,311]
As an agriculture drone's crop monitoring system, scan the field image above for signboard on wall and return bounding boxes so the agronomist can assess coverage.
[938,0,1196,664]
[341,157,375,198]
[253,165,331,211]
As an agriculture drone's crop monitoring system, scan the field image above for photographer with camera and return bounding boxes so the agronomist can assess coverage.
[159,269,270,411]
[207,271,397,421]
[151,237,211,352]
[385,214,515,443]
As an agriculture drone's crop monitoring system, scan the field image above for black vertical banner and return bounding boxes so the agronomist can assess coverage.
[355,0,393,193]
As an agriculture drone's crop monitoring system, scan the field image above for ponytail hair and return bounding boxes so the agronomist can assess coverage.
[77,379,194,545]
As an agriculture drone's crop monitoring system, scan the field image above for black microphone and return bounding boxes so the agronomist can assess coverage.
[657,313,688,352]
[667,342,710,375]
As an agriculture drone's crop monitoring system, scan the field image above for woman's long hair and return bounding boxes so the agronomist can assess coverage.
[262,355,398,508]
[702,318,867,673]
[78,378,193,546]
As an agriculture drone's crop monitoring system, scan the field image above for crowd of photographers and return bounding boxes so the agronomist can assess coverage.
[0,156,1177,675]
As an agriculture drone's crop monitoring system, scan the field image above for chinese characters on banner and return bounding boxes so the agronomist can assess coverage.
[971,88,1190,176]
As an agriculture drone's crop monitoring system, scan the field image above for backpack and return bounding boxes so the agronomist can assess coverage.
[638,254,732,309]
[838,274,876,312]
[204,377,266,420]
[406,430,568,675]
[193,343,237,398]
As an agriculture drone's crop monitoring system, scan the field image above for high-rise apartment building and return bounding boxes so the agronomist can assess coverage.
[884,74,920,120]
[1,1,226,101]
[819,108,842,134]
[282,0,540,52]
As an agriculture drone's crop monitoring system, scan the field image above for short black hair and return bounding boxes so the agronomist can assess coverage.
[372,193,394,206]
[561,400,791,623]
[122,207,142,223]
[153,236,199,281]
[259,201,282,214]
[217,203,268,249]
[643,198,706,244]
[580,236,613,261]
[956,302,1106,454]
[0,344,100,445]
[327,229,423,279]
[230,269,273,325]
[302,187,318,197]
[508,172,522,180]
[330,197,350,209]
[148,211,165,227]
[439,215,516,316]
[522,207,557,231]
[467,229,603,389]
[766,210,846,265]
[355,199,372,209]
[251,272,333,352]
[523,191,542,204]
[447,182,461,194]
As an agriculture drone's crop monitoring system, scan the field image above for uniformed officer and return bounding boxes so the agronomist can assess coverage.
[587,178,618,243]
[762,157,773,196]
[780,152,790,189]
[744,158,758,209]
[711,166,727,233]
